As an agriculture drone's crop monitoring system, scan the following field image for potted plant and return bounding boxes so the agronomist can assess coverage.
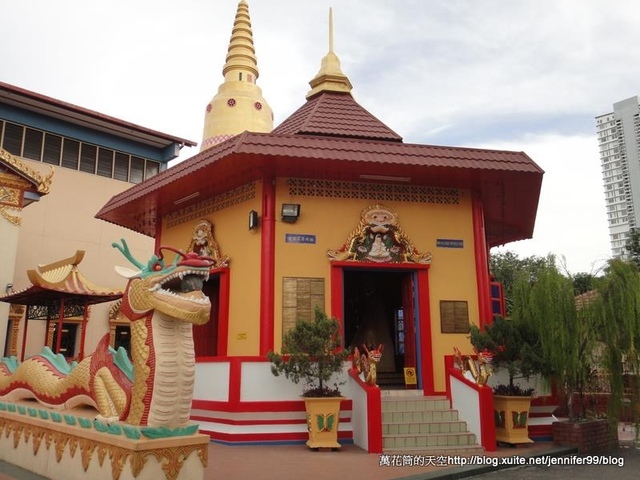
[469,317,540,444]
[267,308,351,449]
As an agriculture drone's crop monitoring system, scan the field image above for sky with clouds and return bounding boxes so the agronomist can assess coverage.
[3,0,640,274]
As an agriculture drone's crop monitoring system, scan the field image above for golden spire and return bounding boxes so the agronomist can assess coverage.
[200,1,273,151]
[223,0,258,81]
[306,8,353,99]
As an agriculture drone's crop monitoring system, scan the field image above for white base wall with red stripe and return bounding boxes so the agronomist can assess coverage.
[192,357,355,445]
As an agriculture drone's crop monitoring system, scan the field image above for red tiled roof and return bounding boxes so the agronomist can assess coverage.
[273,91,402,141]
[96,130,543,247]
[0,251,123,306]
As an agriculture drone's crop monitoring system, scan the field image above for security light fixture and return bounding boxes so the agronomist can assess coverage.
[249,210,259,230]
[281,203,301,223]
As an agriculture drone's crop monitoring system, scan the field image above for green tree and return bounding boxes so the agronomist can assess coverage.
[597,259,640,439]
[571,272,599,295]
[625,228,640,268]
[489,251,553,316]
[511,257,597,420]
[469,317,541,393]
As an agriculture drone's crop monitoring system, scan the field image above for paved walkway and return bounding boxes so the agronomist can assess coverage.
[205,439,569,480]
[1,424,637,480]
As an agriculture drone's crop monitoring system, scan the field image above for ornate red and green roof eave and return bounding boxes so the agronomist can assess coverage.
[0,251,123,361]
[96,130,543,248]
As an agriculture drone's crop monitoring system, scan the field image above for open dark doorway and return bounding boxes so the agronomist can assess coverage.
[344,269,415,387]
[193,275,220,357]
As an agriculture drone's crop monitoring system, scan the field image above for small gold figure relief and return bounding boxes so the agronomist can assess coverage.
[187,219,230,267]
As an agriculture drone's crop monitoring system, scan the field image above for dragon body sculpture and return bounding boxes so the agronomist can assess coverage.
[0,240,213,428]
[352,344,383,387]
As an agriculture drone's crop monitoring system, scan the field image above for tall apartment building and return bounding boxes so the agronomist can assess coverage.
[596,96,640,258]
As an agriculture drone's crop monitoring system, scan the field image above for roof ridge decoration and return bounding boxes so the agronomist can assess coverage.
[0,148,53,195]
[0,147,53,225]
[307,8,353,99]
[25,250,122,295]
[327,204,432,264]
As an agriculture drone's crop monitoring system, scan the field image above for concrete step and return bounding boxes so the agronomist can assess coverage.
[381,396,450,412]
[381,393,483,455]
[383,419,468,435]
[383,431,477,450]
[380,388,424,397]
[377,372,405,386]
[382,444,486,456]
[382,409,460,423]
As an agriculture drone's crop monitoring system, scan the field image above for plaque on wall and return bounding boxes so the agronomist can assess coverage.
[440,300,469,333]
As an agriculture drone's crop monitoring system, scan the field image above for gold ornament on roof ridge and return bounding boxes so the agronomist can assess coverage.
[0,148,54,194]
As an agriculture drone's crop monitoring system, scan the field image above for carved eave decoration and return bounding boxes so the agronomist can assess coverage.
[327,204,432,264]
[0,250,123,307]
[0,148,53,225]
[0,148,54,195]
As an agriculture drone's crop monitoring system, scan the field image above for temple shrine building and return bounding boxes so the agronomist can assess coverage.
[95,1,544,445]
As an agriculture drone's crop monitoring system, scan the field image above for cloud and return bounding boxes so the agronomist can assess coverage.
[480,134,611,274]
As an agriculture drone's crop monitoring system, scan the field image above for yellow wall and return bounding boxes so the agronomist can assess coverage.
[156,178,482,391]
[159,181,264,355]
[273,179,479,391]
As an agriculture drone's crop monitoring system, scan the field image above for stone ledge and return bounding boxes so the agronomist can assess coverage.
[0,406,209,480]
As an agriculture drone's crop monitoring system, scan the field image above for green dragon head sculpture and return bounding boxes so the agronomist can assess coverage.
[113,239,214,325]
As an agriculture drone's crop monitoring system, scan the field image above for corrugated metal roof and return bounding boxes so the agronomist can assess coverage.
[96,130,543,247]
[273,91,402,141]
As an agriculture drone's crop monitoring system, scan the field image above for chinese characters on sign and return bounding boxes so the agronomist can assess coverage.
[436,239,464,248]
[285,234,316,244]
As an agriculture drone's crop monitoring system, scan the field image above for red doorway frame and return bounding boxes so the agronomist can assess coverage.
[330,261,434,395]
[193,266,230,358]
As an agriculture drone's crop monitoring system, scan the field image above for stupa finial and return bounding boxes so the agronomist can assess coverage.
[306,7,353,99]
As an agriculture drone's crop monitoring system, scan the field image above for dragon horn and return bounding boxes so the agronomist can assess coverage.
[112,239,145,270]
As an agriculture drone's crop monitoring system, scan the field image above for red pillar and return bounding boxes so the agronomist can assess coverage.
[20,305,30,362]
[259,177,276,355]
[55,298,65,354]
[472,192,492,328]
[79,301,89,360]
[416,268,435,395]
